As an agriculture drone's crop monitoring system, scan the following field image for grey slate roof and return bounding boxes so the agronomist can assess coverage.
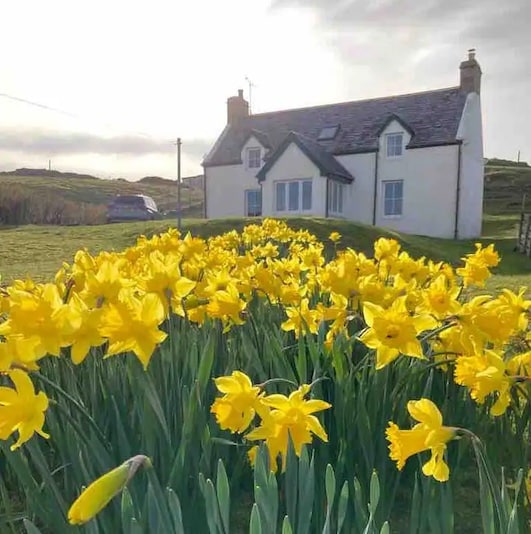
[256,132,353,183]
[203,87,467,168]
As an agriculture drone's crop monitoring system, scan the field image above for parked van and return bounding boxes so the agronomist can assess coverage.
[107,194,161,222]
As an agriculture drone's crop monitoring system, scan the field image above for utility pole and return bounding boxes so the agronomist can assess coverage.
[175,138,182,230]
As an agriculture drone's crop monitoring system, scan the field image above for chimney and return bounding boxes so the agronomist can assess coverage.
[227,89,249,124]
[459,48,482,94]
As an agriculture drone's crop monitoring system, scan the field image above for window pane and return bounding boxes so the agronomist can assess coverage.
[337,184,343,213]
[395,181,403,198]
[394,197,403,216]
[386,134,403,157]
[246,190,261,216]
[288,181,299,211]
[302,181,312,210]
[276,183,286,211]
[383,181,403,216]
[248,148,261,168]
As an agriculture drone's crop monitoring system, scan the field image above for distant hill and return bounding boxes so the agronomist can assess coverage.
[485,158,529,168]
[0,169,204,225]
[0,168,100,180]
[484,163,531,214]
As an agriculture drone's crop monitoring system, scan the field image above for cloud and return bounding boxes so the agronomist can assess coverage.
[0,129,213,161]
[271,0,531,76]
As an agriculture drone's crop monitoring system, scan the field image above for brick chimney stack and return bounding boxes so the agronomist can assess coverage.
[227,89,249,124]
[460,49,482,94]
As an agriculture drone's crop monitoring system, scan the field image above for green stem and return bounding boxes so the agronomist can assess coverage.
[33,371,111,452]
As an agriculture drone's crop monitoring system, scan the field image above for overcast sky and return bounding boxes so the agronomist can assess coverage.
[1,0,529,180]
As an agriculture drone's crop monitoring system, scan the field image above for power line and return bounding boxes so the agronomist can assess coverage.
[0,90,166,142]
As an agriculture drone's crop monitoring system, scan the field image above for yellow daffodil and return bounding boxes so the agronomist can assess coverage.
[359,297,437,369]
[386,398,456,482]
[68,455,151,525]
[0,283,79,362]
[328,231,341,243]
[211,371,264,433]
[374,237,401,263]
[281,298,321,338]
[99,293,167,369]
[0,369,49,450]
[246,384,331,472]
[418,275,461,319]
[507,351,531,377]
[66,293,105,365]
[454,350,512,416]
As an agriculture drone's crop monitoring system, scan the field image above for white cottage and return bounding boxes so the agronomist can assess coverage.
[203,51,484,239]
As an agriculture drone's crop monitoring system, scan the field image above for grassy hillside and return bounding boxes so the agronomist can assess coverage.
[484,164,531,214]
[0,170,204,220]
[1,217,529,293]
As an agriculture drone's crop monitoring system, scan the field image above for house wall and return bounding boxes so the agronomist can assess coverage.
[261,143,326,217]
[205,136,264,218]
[456,92,484,238]
[335,152,376,224]
[336,118,460,238]
[376,144,459,238]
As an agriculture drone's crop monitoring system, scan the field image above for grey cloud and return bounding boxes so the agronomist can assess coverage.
[0,129,213,160]
[272,0,531,71]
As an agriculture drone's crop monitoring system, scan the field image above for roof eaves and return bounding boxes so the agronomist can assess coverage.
[376,113,415,137]
[406,140,462,150]
[203,159,242,168]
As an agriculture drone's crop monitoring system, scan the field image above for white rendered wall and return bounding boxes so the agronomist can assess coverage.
[335,152,376,224]
[261,143,325,217]
[456,92,484,238]
[205,136,264,218]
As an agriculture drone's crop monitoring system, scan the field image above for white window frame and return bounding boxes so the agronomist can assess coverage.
[274,179,312,214]
[245,189,262,217]
[385,132,404,158]
[327,180,344,216]
[246,147,262,169]
[382,180,404,218]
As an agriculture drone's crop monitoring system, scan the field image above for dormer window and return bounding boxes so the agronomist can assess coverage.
[246,147,262,169]
[318,125,339,141]
[386,133,404,157]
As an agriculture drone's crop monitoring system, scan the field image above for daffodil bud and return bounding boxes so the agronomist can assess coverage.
[68,455,151,525]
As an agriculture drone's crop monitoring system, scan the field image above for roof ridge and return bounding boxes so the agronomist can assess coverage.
[248,86,461,118]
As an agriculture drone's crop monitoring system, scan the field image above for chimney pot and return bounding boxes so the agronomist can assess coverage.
[238,89,244,98]
[460,49,482,95]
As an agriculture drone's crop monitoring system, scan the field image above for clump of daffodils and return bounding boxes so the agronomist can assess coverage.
[0,219,529,484]
[211,371,330,472]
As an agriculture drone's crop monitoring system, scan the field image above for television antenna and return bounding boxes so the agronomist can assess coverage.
[245,77,256,115]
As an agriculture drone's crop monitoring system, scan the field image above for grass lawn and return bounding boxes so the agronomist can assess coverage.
[1,216,529,292]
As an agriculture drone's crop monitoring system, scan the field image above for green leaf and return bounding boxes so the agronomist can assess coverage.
[249,504,262,534]
[22,519,43,534]
[216,459,230,534]
[166,488,185,534]
[297,447,315,534]
[282,515,294,534]
[369,470,380,516]
[337,481,349,534]
[121,486,136,533]
[322,464,335,534]
[285,436,298,530]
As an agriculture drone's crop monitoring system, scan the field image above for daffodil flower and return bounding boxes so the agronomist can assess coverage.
[386,398,455,482]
